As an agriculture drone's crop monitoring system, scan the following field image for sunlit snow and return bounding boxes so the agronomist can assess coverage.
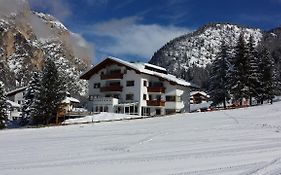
[1,102,281,175]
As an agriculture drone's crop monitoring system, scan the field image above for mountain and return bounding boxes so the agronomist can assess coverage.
[149,23,281,89]
[0,0,91,96]
[263,26,281,74]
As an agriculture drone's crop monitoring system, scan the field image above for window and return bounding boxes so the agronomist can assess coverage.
[94,83,100,88]
[166,96,176,102]
[109,82,120,86]
[110,69,121,74]
[104,106,109,112]
[156,109,161,115]
[112,94,120,99]
[125,107,129,114]
[89,95,94,101]
[156,95,161,100]
[143,94,147,100]
[143,80,147,87]
[166,96,181,102]
[126,81,134,87]
[126,94,134,101]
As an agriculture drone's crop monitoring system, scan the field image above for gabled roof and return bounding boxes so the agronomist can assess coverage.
[6,100,21,108]
[191,91,210,98]
[61,97,80,104]
[6,86,27,97]
[80,56,193,87]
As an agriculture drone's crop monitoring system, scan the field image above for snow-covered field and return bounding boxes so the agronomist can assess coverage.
[1,102,281,175]
[62,112,151,125]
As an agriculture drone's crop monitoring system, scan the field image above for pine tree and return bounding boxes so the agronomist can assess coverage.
[21,71,41,125]
[209,40,231,108]
[257,47,275,104]
[0,81,8,129]
[247,35,261,105]
[31,58,66,125]
[227,33,249,105]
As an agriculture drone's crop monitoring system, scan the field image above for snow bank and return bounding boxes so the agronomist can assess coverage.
[62,113,150,125]
[190,101,212,112]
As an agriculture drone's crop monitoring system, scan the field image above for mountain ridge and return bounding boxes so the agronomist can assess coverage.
[149,23,280,89]
[0,1,91,96]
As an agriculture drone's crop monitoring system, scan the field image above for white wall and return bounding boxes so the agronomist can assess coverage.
[86,64,191,116]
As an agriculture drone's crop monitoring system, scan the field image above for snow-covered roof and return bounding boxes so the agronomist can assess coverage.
[190,91,210,98]
[144,63,167,71]
[80,56,192,87]
[6,100,21,108]
[6,86,27,97]
[61,97,80,104]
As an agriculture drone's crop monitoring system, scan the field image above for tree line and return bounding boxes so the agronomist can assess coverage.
[0,58,66,129]
[209,33,280,109]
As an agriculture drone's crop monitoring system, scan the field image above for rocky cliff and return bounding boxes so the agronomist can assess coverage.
[0,0,91,96]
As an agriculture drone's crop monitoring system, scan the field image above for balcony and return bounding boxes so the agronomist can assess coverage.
[147,87,165,93]
[147,100,165,107]
[100,86,123,92]
[101,73,124,80]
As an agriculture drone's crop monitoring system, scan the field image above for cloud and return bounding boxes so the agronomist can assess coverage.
[69,33,94,63]
[28,0,71,21]
[86,16,191,60]
[0,0,29,16]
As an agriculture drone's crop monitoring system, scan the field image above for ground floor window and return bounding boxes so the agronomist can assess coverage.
[141,107,150,116]
[94,106,110,112]
[99,106,103,112]
[156,109,161,115]
[115,105,138,115]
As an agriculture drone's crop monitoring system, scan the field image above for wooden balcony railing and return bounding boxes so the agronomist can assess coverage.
[100,86,123,92]
[147,87,165,93]
[100,73,123,80]
[147,100,165,107]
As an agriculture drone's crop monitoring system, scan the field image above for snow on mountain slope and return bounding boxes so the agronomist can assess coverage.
[0,1,90,95]
[1,102,281,175]
[150,23,263,78]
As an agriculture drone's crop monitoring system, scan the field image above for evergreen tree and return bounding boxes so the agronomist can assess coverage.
[227,33,249,105]
[0,81,8,129]
[209,40,231,108]
[31,58,66,125]
[257,47,276,104]
[21,71,41,125]
[247,35,261,105]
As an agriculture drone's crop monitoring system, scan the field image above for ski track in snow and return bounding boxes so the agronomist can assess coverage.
[1,102,281,175]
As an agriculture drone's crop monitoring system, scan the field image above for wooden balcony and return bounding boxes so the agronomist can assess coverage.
[147,100,165,107]
[100,86,123,92]
[147,87,165,93]
[100,73,124,80]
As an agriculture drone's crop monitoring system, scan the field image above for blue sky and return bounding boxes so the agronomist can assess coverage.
[29,0,281,63]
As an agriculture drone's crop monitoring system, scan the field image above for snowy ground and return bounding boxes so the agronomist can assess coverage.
[62,112,151,125]
[1,102,281,175]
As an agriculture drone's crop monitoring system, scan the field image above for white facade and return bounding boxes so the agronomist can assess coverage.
[81,57,191,116]
[6,100,21,121]
[6,87,26,121]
